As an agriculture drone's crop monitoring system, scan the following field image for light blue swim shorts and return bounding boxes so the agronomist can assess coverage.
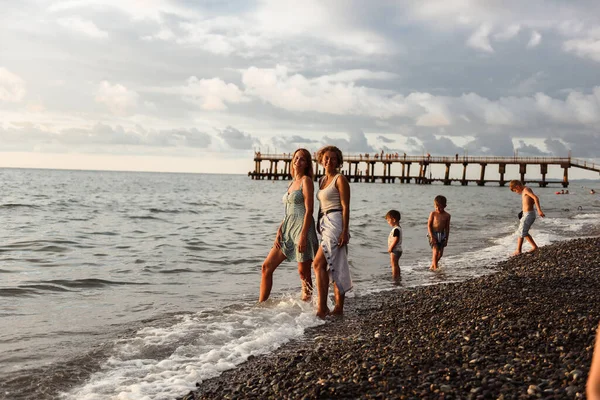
[516,211,536,238]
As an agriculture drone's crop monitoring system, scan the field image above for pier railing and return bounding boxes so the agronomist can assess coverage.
[249,153,600,187]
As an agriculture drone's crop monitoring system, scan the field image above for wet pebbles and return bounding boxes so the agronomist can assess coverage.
[179,237,600,399]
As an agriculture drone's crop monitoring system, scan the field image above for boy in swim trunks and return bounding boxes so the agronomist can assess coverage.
[427,195,451,270]
[509,180,545,255]
[385,210,402,280]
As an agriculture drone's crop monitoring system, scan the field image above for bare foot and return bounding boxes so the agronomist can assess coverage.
[331,306,344,316]
[316,308,330,319]
[511,251,522,257]
[429,264,438,271]
[301,293,312,302]
[527,247,539,254]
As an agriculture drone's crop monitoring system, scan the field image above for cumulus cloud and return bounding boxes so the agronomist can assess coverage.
[420,135,464,155]
[527,30,542,48]
[544,138,569,156]
[181,77,248,111]
[218,126,258,149]
[0,67,26,102]
[241,65,411,119]
[321,129,374,153]
[95,81,139,115]
[57,17,108,39]
[515,140,549,156]
[467,24,494,53]
[494,24,521,41]
[466,133,515,156]
[563,36,600,62]
[377,135,395,144]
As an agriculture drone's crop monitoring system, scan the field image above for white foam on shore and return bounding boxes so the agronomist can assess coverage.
[60,298,323,400]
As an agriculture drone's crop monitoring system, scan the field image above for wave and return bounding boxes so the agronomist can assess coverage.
[44,279,150,289]
[0,203,39,209]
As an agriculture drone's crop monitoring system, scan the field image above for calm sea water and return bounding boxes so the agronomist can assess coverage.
[0,168,599,400]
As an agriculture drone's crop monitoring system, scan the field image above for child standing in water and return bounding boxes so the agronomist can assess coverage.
[509,180,545,255]
[385,210,402,280]
[427,195,451,270]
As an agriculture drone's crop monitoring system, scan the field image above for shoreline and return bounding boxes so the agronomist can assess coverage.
[180,237,600,399]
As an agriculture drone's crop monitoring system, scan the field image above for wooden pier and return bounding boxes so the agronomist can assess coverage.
[248,153,600,187]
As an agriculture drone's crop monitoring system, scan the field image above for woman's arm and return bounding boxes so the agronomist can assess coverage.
[337,175,351,247]
[298,176,315,252]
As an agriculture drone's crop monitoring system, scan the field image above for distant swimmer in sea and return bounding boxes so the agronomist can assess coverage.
[313,145,352,318]
[591,189,596,194]
[259,148,318,302]
[427,195,451,270]
[509,180,545,256]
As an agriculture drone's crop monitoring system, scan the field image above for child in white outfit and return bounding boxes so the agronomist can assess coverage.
[385,210,402,280]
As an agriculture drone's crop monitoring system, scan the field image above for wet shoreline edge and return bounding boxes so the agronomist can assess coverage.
[180,236,600,399]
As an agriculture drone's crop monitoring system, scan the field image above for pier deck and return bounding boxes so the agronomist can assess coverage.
[249,154,600,187]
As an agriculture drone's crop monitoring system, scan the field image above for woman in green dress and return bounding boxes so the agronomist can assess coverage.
[259,148,319,302]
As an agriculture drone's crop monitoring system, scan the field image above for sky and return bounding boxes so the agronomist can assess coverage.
[1,0,600,177]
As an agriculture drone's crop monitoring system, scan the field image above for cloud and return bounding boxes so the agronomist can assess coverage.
[466,133,515,156]
[377,135,395,144]
[544,138,569,156]
[95,81,139,115]
[418,133,463,155]
[181,77,248,111]
[322,129,375,153]
[0,122,213,151]
[466,24,494,53]
[527,30,542,48]
[218,126,258,149]
[515,140,549,156]
[563,36,600,62]
[494,24,521,41]
[0,67,26,102]
[241,65,410,119]
[57,17,108,39]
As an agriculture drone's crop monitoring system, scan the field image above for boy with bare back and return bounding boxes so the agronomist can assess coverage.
[509,180,545,255]
[427,195,451,270]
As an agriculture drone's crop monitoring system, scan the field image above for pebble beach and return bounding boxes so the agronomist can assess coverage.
[180,236,600,399]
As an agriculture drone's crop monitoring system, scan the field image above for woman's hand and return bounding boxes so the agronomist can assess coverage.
[298,234,307,253]
[337,231,350,247]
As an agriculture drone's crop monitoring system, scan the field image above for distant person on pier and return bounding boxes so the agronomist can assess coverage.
[427,195,451,270]
[509,180,545,256]
[313,145,352,318]
[385,210,403,280]
[259,148,319,302]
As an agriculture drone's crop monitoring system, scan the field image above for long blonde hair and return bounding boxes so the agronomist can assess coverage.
[291,148,314,179]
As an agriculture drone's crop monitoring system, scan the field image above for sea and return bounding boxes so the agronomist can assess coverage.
[0,168,599,400]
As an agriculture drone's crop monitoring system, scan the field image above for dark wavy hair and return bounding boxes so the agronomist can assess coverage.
[291,148,314,179]
[316,145,343,169]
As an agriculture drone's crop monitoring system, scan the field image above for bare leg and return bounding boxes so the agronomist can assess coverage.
[390,253,400,280]
[525,235,538,252]
[513,237,524,256]
[298,260,313,301]
[259,247,287,302]
[430,248,439,270]
[313,247,330,318]
[331,282,345,316]
[436,247,444,265]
